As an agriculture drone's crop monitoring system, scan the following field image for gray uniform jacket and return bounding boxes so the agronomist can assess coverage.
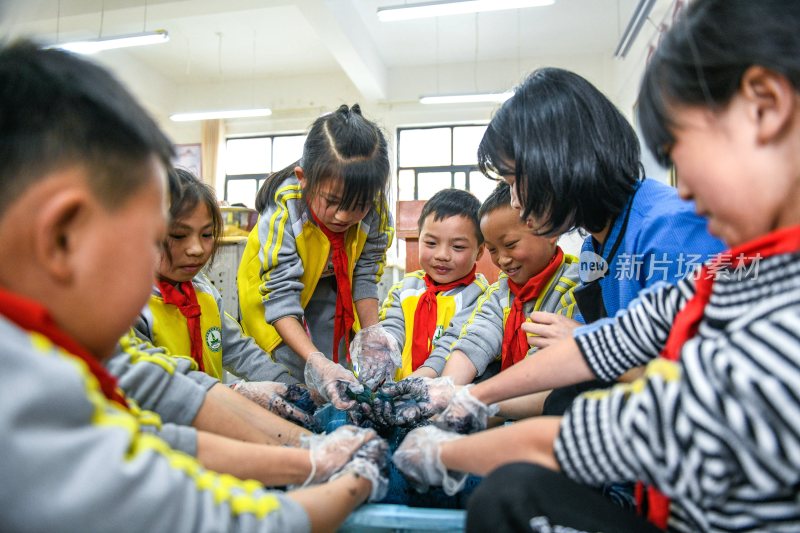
[0,314,310,532]
[447,258,581,376]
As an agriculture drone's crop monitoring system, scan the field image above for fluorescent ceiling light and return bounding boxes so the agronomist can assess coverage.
[614,0,656,58]
[50,30,169,55]
[170,108,273,122]
[420,92,514,105]
[378,0,555,21]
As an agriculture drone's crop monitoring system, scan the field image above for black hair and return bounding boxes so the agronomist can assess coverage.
[255,104,390,215]
[639,0,800,167]
[164,167,223,267]
[417,188,483,245]
[0,40,173,218]
[478,67,643,235]
[477,181,513,221]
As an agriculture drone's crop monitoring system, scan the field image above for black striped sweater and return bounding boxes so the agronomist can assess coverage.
[554,251,800,532]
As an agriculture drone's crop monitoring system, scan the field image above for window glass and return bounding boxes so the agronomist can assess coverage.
[272,135,306,171]
[398,128,452,167]
[226,179,259,208]
[470,171,497,203]
[452,125,487,165]
[417,172,452,201]
[398,169,416,201]
[226,138,271,175]
[453,171,466,190]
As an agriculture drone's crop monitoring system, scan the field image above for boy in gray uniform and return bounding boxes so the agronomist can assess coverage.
[440,183,582,385]
[0,40,386,531]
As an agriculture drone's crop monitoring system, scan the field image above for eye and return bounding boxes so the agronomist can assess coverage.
[505,241,518,249]
[202,232,214,238]
[486,247,497,254]
[169,234,186,240]
[453,246,466,251]
[423,240,436,247]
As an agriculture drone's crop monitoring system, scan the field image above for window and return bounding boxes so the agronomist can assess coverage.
[224,134,306,208]
[396,124,497,202]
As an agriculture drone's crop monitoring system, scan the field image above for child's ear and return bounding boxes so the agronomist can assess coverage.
[740,65,796,144]
[295,166,306,188]
[34,190,89,284]
[475,242,485,262]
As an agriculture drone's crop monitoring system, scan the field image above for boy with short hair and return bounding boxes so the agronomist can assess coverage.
[440,182,581,385]
[0,40,384,531]
[373,188,488,380]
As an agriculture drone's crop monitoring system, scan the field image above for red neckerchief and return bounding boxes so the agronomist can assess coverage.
[412,265,477,371]
[157,279,205,372]
[308,207,355,364]
[501,247,564,370]
[0,287,129,409]
[636,225,800,531]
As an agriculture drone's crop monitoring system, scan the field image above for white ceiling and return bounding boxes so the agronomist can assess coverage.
[3,0,639,102]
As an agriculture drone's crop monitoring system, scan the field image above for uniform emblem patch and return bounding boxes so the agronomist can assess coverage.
[205,326,222,352]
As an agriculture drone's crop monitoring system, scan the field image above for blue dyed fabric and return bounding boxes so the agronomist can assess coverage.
[580,179,725,317]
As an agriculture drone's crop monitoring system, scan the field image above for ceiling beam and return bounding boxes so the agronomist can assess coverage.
[296,0,388,101]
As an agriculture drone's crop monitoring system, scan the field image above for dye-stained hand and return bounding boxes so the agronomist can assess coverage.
[431,385,498,434]
[302,425,379,484]
[233,381,319,431]
[304,351,364,410]
[350,324,402,391]
[393,425,467,495]
[373,377,457,427]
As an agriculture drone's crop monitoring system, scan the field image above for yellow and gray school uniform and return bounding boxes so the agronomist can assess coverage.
[140,273,296,384]
[1,315,310,532]
[379,270,488,379]
[107,331,215,427]
[238,173,394,380]
[445,254,581,377]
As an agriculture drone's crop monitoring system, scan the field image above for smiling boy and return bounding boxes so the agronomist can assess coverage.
[439,183,581,385]
[377,188,488,380]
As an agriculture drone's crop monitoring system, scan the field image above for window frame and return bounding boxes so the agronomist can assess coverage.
[223,132,306,207]
[395,123,488,201]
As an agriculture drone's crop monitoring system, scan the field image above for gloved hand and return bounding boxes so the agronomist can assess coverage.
[350,324,401,391]
[304,351,364,410]
[431,384,498,434]
[393,425,467,495]
[330,437,390,501]
[300,425,379,484]
[233,382,319,431]
[371,376,456,427]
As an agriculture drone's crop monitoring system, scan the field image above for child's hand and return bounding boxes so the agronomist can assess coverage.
[330,437,390,502]
[304,352,363,410]
[522,312,581,349]
[431,384,498,434]
[233,381,320,431]
[375,376,456,426]
[393,425,466,495]
[301,425,379,484]
[350,324,401,391]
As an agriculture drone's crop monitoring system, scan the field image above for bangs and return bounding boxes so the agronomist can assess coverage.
[477,124,515,179]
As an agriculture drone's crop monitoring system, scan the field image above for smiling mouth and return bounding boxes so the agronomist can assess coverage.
[504,266,520,276]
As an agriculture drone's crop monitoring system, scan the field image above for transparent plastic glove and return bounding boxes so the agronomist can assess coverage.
[350,324,402,391]
[393,425,467,495]
[300,425,378,484]
[330,437,390,501]
[233,382,318,431]
[432,384,498,434]
[372,376,457,427]
[304,351,364,410]
[373,376,457,427]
